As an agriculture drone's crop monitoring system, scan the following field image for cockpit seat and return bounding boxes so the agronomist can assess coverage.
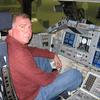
[0,40,18,100]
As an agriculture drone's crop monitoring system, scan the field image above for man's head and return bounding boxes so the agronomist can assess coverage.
[8,13,32,44]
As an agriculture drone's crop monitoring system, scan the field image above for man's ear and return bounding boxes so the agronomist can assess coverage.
[8,29,13,36]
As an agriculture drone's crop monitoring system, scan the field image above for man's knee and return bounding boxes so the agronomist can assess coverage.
[68,68,83,84]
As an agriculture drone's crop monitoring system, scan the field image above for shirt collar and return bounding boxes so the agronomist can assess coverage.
[6,35,28,48]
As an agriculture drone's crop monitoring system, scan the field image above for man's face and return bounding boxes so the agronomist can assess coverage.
[10,16,32,44]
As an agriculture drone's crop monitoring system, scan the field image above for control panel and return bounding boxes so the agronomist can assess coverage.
[67,90,97,100]
[82,73,100,98]
[49,19,100,70]
[29,33,52,50]
[67,72,100,100]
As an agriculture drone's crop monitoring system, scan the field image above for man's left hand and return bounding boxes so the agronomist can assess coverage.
[54,54,62,70]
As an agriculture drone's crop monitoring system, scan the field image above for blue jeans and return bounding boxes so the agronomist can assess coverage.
[34,57,83,100]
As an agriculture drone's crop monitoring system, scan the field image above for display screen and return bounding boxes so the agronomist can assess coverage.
[97,38,100,48]
[92,51,100,68]
[63,32,75,47]
[77,36,91,52]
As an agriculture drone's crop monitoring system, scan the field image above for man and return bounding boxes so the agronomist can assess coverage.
[6,13,83,100]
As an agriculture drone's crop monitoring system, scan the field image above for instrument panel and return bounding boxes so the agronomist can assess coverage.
[48,19,100,71]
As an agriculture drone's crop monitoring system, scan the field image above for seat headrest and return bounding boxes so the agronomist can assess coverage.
[0,12,12,31]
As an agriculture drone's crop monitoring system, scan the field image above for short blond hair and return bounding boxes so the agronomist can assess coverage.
[12,13,30,24]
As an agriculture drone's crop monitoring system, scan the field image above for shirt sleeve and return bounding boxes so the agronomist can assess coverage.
[29,47,55,59]
[27,63,59,86]
[11,47,58,86]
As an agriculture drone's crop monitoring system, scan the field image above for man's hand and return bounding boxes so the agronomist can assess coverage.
[54,54,62,70]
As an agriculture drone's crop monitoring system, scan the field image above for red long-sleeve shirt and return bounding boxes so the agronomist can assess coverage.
[6,35,58,100]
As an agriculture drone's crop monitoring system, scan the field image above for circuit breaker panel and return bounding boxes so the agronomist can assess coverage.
[29,33,52,50]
